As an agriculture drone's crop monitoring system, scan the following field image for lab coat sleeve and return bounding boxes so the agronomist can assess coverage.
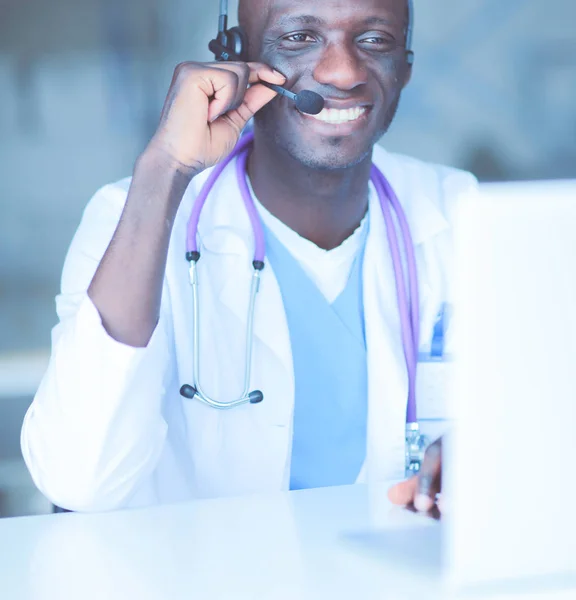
[21,180,172,512]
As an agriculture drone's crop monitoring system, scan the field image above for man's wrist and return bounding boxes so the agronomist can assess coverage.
[131,149,197,215]
[137,143,203,182]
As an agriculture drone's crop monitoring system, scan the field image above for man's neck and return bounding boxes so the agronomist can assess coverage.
[247,130,372,251]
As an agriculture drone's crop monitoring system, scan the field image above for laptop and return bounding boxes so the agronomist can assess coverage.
[444,179,576,592]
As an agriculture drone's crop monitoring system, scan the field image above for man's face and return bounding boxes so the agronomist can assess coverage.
[241,0,411,170]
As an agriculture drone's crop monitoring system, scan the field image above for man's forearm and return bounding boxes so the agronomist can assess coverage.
[88,151,194,348]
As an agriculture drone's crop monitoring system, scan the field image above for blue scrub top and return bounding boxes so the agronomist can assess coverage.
[263,225,369,490]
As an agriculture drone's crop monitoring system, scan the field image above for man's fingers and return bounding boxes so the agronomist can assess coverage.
[210,61,285,86]
[206,70,242,124]
[414,438,442,513]
[413,476,436,513]
[388,476,418,506]
[210,63,250,111]
[246,62,286,86]
[207,63,285,124]
[212,81,281,134]
[212,62,285,109]
[240,84,279,117]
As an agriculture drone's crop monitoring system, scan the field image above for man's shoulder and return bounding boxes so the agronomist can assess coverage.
[373,143,477,189]
[78,177,134,226]
[372,144,478,219]
[91,176,133,203]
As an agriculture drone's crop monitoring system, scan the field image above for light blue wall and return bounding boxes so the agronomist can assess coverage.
[0,0,574,352]
[387,0,576,180]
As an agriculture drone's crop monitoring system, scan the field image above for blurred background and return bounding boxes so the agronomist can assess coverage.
[0,0,574,517]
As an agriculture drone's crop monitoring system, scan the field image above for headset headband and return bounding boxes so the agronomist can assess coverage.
[406,0,414,53]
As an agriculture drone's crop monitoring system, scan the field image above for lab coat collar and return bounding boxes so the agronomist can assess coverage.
[362,184,409,482]
[372,143,450,246]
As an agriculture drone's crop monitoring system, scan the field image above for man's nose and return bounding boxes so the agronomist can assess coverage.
[313,42,368,91]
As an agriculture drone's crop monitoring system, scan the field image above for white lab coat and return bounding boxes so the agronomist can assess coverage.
[21,144,477,512]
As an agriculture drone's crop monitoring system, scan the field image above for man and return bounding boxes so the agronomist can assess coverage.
[22,0,475,513]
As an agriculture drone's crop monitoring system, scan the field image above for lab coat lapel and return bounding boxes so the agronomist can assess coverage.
[374,146,452,340]
[363,189,408,482]
[362,146,451,482]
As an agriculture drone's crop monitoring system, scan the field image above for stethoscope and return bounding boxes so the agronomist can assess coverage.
[180,131,429,475]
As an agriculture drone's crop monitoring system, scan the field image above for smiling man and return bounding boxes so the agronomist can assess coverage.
[22,0,475,513]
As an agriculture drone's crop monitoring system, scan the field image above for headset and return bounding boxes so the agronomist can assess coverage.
[209,0,415,65]
[406,0,415,65]
[209,0,249,62]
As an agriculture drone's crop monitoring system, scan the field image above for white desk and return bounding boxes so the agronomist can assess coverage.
[0,483,574,600]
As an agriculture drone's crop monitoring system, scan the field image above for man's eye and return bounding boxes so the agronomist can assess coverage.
[358,34,397,49]
[283,33,315,43]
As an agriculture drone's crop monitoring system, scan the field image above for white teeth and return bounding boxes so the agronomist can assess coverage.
[309,107,367,124]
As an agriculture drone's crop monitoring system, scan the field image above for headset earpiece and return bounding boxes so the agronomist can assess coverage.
[406,50,414,66]
[208,6,248,63]
[225,26,248,61]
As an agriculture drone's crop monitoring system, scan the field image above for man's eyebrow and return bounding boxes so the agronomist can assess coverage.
[272,14,327,28]
[362,16,395,27]
[270,15,397,29]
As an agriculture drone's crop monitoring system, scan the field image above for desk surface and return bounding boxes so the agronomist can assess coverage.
[0,483,574,600]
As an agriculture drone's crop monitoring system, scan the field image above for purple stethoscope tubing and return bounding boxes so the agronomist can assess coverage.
[372,167,420,424]
[185,132,419,423]
[186,134,265,264]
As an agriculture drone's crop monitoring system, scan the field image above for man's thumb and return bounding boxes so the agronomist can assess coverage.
[388,477,418,506]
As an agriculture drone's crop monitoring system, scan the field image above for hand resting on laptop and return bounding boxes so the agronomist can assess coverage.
[388,437,442,519]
